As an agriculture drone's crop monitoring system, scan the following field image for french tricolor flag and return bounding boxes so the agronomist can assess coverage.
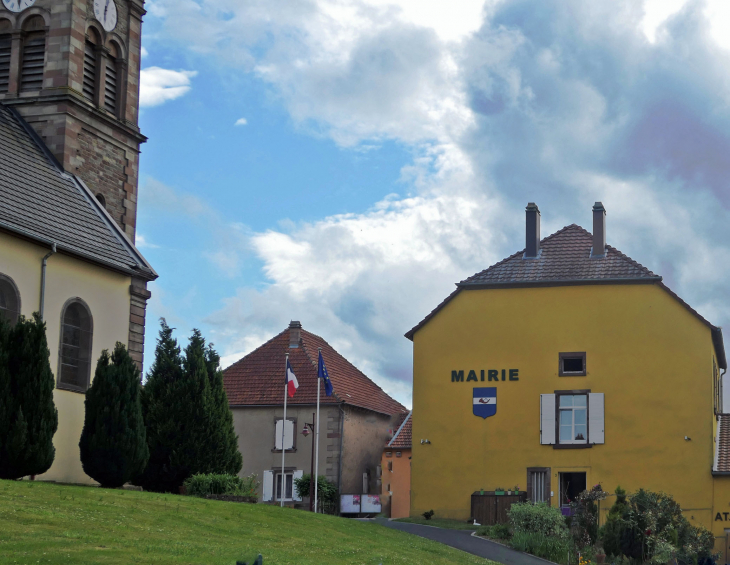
[286,359,299,398]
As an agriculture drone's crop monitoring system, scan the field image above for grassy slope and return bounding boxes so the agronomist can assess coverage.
[0,480,491,565]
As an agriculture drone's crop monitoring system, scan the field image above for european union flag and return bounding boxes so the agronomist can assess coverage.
[318,351,333,396]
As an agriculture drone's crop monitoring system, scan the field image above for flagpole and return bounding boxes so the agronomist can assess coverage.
[281,352,288,508]
[314,348,322,513]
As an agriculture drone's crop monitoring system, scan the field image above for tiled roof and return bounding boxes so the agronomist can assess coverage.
[387,411,412,449]
[460,224,658,286]
[223,327,407,417]
[0,103,155,280]
[406,225,726,371]
[715,415,730,473]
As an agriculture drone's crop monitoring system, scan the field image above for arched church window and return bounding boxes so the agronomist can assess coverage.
[83,28,101,103]
[0,19,11,94]
[20,15,46,92]
[104,43,119,114]
[58,299,93,391]
[95,193,106,208]
[0,274,21,326]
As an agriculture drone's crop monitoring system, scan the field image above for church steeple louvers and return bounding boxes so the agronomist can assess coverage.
[0,0,145,242]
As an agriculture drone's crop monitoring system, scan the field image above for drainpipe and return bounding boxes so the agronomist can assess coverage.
[338,403,345,512]
[722,369,727,413]
[39,243,56,320]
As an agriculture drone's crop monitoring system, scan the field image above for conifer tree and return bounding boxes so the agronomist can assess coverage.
[204,343,242,475]
[0,313,58,479]
[79,343,149,488]
[137,319,186,492]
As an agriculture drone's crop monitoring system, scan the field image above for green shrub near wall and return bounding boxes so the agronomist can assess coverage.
[183,473,259,499]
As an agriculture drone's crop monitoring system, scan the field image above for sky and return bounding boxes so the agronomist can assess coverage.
[135,0,730,409]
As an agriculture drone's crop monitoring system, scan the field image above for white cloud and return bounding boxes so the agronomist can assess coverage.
[139,67,197,107]
[147,0,730,407]
[234,117,248,126]
[140,46,149,58]
[135,234,160,249]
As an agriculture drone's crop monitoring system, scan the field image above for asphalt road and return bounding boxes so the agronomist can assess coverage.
[376,519,555,565]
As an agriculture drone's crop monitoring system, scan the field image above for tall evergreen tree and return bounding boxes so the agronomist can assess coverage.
[137,319,185,492]
[0,313,58,479]
[204,343,242,475]
[79,343,149,488]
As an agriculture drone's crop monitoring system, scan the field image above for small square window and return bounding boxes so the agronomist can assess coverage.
[559,352,586,376]
[385,451,392,458]
[396,451,402,458]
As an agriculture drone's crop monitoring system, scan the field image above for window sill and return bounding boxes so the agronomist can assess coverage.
[271,448,297,454]
[55,383,87,394]
[553,443,593,450]
[559,373,586,377]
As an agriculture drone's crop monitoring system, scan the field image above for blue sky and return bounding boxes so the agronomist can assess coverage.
[135,0,730,408]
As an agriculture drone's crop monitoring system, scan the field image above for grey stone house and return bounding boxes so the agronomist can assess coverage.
[223,322,407,507]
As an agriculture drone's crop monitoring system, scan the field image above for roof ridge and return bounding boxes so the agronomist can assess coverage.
[225,329,288,372]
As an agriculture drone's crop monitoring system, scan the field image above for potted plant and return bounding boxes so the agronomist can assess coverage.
[513,485,520,495]
[495,487,505,496]
[594,544,606,564]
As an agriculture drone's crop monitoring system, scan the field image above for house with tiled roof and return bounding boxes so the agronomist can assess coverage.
[381,411,412,518]
[407,202,730,548]
[223,321,407,508]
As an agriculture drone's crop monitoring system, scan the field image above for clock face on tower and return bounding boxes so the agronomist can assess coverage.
[94,0,117,32]
[2,0,36,12]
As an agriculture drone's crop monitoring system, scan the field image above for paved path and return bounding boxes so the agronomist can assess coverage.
[376,519,553,565]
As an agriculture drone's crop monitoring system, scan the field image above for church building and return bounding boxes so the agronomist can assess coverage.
[0,0,155,484]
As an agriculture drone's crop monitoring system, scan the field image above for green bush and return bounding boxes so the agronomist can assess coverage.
[508,502,570,540]
[183,473,259,498]
[476,523,511,540]
[509,531,572,563]
[293,474,338,505]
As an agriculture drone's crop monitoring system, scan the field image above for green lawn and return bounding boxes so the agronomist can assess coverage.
[0,480,492,565]
[392,517,478,530]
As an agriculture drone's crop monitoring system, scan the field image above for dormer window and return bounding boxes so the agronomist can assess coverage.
[559,352,586,376]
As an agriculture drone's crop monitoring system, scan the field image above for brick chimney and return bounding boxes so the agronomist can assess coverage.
[591,202,606,258]
[525,202,541,259]
[289,321,302,348]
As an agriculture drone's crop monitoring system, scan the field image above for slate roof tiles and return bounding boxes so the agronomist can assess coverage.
[0,103,155,279]
[223,327,407,417]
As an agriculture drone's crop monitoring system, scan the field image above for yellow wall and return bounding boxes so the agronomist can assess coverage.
[0,232,132,484]
[411,283,719,533]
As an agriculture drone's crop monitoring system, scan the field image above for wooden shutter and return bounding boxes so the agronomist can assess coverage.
[275,419,294,450]
[262,470,273,502]
[20,33,45,92]
[540,394,556,445]
[292,470,303,501]
[588,393,605,444]
[104,56,117,114]
[0,35,10,94]
[83,41,96,102]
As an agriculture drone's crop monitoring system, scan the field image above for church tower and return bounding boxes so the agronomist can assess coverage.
[0,0,145,242]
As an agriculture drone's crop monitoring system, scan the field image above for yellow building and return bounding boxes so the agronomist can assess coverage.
[406,202,730,553]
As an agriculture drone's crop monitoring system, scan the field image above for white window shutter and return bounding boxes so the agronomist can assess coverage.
[540,394,556,445]
[589,393,605,444]
[293,470,304,501]
[263,470,273,502]
[284,419,294,450]
[274,420,283,450]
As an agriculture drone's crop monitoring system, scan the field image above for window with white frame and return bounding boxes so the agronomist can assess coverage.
[559,394,587,444]
[540,392,604,447]
[261,469,303,502]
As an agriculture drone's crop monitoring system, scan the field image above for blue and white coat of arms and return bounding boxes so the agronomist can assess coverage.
[473,387,497,419]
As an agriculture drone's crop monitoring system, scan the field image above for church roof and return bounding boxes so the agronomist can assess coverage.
[0,103,156,280]
[404,224,726,369]
[223,326,407,417]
